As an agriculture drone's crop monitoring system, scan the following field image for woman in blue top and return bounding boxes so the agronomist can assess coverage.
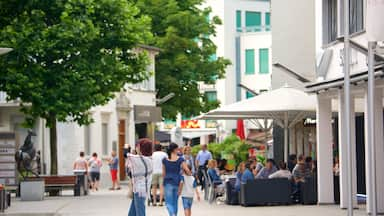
[207,159,222,185]
[234,162,246,192]
[163,143,191,216]
[241,161,255,184]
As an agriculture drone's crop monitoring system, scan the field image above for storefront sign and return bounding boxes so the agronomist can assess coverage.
[181,120,200,129]
[134,105,162,122]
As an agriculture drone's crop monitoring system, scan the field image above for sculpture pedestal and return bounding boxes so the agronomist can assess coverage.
[20,178,44,201]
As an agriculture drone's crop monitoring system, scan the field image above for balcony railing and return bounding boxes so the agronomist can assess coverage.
[236,25,271,33]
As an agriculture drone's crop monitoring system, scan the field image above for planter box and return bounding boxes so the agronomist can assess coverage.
[20,178,44,201]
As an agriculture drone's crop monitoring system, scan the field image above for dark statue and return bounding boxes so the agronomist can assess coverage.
[15,130,39,178]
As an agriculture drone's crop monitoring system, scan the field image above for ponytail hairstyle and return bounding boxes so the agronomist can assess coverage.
[167,143,179,159]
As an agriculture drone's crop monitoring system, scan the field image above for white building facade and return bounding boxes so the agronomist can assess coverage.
[0,46,160,187]
[202,0,272,132]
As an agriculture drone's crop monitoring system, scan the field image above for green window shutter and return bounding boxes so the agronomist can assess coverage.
[245,49,255,74]
[236,10,242,32]
[265,12,271,31]
[259,48,269,74]
[245,11,261,32]
[246,91,255,99]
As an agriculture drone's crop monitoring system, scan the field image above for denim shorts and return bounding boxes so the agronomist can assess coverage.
[182,197,193,210]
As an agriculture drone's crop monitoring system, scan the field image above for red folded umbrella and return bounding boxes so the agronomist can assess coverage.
[236,119,245,140]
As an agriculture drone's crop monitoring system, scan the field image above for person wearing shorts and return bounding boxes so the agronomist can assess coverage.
[180,166,200,216]
[151,144,167,206]
[108,151,121,190]
[88,152,102,191]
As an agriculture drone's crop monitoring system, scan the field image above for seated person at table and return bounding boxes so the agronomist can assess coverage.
[207,159,222,185]
[269,161,292,180]
[241,161,255,185]
[256,159,277,179]
[234,162,246,192]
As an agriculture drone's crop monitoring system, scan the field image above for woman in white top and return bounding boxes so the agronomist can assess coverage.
[126,139,153,216]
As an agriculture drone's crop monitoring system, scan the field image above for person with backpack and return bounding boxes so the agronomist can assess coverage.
[88,152,102,192]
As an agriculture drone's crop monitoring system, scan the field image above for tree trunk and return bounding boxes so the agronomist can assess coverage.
[49,115,58,175]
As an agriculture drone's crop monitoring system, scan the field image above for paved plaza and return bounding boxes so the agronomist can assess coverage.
[2,189,368,216]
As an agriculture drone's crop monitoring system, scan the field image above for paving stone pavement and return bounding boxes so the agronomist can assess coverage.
[2,189,368,216]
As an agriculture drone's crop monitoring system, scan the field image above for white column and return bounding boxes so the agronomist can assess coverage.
[364,89,384,214]
[316,95,334,203]
[338,91,358,208]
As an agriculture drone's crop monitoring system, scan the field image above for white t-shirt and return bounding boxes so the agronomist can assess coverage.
[181,174,197,198]
[152,151,167,174]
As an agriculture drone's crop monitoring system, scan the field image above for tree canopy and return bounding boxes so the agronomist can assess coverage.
[136,0,230,119]
[0,0,152,174]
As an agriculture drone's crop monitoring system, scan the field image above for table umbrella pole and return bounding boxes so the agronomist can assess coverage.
[284,112,289,162]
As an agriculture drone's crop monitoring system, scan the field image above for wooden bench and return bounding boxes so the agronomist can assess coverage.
[42,175,77,196]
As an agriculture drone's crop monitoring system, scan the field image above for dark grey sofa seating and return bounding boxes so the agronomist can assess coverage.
[239,178,292,206]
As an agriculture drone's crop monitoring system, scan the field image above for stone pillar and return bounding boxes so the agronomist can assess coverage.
[316,95,334,203]
[338,91,358,208]
[364,88,384,214]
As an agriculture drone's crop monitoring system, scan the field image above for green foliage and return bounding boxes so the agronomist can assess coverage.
[135,0,231,118]
[191,134,251,165]
[0,0,152,127]
[0,0,152,174]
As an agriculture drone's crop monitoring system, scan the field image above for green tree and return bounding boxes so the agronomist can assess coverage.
[136,0,230,118]
[0,0,152,174]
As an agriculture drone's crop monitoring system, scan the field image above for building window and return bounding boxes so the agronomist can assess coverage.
[259,48,269,74]
[323,0,338,44]
[265,12,271,31]
[102,123,108,155]
[245,49,255,74]
[236,10,242,32]
[245,11,261,32]
[84,125,91,155]
[323,0,363,45]
[205,91,217,102]
[340,0,364,35]
[246,91,255,99]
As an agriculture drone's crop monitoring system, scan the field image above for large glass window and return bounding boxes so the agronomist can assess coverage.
[236,10,242,32]
[265,12,271,31]
[245,49,255,74]
[245,11,261,32]
[259,48,269,74]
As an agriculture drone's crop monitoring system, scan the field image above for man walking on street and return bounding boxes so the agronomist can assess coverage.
[195,144,212,190]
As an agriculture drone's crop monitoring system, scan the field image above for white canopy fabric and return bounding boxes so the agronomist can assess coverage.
[198,85,318,162]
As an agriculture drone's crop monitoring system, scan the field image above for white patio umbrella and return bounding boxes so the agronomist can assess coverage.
[199,85,319,162]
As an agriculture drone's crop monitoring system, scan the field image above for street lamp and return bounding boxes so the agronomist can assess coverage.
[0,48,13,55]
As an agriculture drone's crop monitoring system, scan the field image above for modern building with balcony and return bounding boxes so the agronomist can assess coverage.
[203,0,272,132]
[0,46,160,187]
[272,0,384,213]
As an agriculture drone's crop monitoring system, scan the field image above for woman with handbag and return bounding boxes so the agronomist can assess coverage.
[126,139,153,216]
[163,143,191,216]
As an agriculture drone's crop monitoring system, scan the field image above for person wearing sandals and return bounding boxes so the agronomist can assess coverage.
[126,139,153,216]
[163,143,191,216]
[108,150,121,190]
